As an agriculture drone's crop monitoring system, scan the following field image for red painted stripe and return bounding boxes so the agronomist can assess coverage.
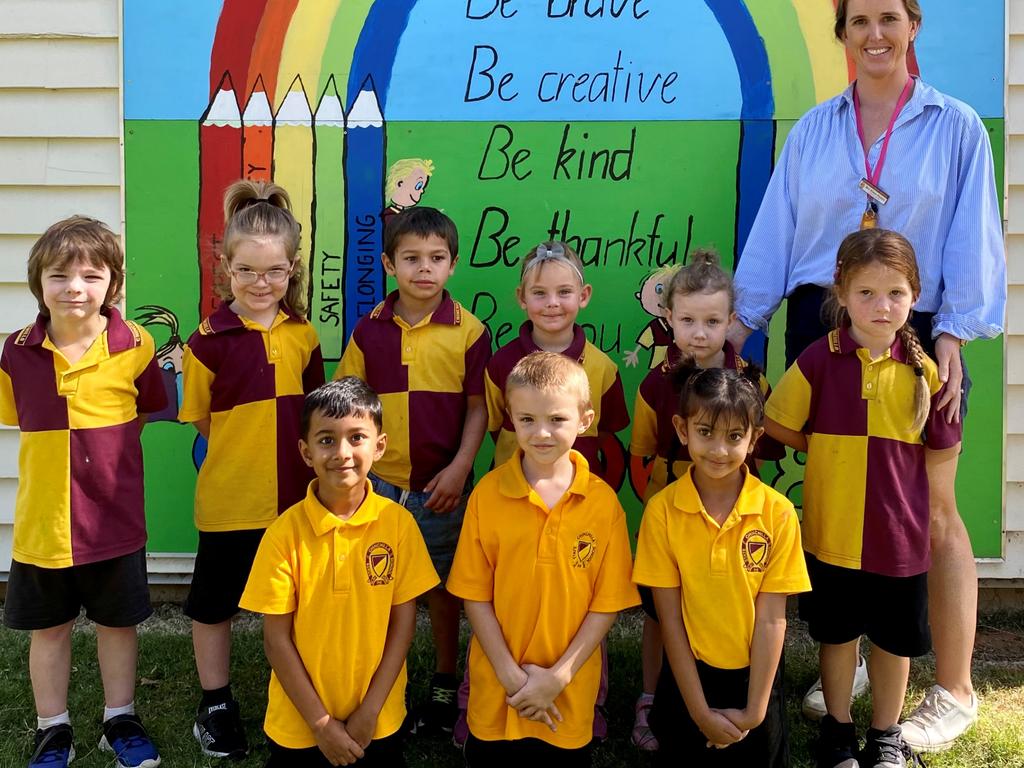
[209,0,269,99]
[197,74,242,319]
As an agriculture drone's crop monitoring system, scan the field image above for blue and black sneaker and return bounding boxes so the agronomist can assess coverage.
[28,723,75,767]
[98,714,160,768]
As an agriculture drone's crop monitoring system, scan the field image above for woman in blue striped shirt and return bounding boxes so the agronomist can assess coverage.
[729,0,1005,760]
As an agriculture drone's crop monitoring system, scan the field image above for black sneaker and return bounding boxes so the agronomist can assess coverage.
[818,714,860,768]
[28,723,75,768]
[412,674,458,736]
[861,725,924,768]
[193,699,248,760]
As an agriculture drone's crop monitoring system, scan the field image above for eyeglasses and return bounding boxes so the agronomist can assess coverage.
[229,267,292,285]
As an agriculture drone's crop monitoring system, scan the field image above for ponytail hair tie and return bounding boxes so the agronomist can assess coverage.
[913,366,924,377]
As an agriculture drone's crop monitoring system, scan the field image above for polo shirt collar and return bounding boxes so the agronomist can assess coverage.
[496,449,592,501]
[517,321,587,361]
[830,325,908,364]
[302,479,384,535]
[836,76,945,125]
[672,466,761,517]
[22,307,136,351]
[203,301,295,334]
[372,290,459,326]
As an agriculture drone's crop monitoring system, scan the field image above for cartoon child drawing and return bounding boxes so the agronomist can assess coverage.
[135,304,186,423]
[623,266,677,368]
[381,157,435,232]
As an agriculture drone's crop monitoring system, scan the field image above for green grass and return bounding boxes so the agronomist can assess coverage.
[1,607,1022,766]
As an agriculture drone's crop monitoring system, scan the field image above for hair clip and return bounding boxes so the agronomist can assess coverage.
[833,258,843,284]
[523,242,585,285]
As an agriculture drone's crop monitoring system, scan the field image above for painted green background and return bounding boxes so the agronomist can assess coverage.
[125,117,1005,557]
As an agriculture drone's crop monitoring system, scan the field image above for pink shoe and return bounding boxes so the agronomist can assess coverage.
[631,693,659,751]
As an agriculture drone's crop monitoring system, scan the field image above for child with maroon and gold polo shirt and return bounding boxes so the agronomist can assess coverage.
[0,217,166,768]
[336,206,490,734]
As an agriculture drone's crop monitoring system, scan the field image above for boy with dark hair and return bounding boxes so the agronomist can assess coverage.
[1,216,166,768]
[240,378,439,766]
[336,206,491,733]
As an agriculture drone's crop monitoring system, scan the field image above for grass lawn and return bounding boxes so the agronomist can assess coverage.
[1,606,1022,767]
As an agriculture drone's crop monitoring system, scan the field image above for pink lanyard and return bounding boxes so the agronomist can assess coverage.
[853,77,913,188]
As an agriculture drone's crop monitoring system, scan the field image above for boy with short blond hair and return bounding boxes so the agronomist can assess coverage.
[448,351,639,766]
[336,206,490,732]
[239,378,439,766]
[1,216,166,768]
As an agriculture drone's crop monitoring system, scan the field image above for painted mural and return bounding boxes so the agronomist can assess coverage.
[124,0,1006,556]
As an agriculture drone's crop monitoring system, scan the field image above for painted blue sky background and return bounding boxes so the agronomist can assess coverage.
[124,0,1004,121]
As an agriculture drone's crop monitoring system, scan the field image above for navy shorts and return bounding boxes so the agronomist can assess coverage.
[799,554,931,658]
[184,529,266,624]
[4,548,152,630]
[370,474,469,582]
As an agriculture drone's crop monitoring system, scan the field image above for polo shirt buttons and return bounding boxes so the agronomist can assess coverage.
[866,382,873,390]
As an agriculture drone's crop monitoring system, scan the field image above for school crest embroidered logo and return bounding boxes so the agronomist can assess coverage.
[571,532,597,569]
[365,542,395,586]
[741,530,772,573]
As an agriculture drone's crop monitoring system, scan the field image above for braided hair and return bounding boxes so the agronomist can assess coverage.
[828,228,930,434]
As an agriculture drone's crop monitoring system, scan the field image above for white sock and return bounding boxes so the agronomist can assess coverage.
[38,711,71,730]
[103,701,135,722]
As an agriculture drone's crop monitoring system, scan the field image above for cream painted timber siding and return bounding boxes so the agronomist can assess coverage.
[1000,2,1024,579]
[0,4,1021,582]
[0,0,122,573]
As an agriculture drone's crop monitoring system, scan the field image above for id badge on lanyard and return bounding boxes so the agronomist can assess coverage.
[854,77,912,230]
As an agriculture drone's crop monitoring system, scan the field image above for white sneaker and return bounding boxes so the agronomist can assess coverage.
[900,684,978,752]
[801,655,870,721]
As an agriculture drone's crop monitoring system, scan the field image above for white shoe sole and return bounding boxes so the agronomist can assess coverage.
[192,722,245,758]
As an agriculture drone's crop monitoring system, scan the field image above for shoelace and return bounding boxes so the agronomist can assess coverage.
[909,690,954,727]
[431,687,456,705]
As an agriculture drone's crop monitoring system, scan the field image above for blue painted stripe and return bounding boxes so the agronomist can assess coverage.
[702,0,774,120]
[347,1,417,110]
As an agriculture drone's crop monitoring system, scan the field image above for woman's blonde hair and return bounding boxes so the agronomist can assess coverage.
[220,179,307,316]
[834,0,922,40]
[828,228,930,435]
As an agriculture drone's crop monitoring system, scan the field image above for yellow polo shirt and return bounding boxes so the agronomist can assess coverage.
[239,480,439,748]
[634,468,810,670]
[447,451,640,748]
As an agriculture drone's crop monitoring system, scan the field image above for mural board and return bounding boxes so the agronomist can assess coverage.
[124,0,1006,556]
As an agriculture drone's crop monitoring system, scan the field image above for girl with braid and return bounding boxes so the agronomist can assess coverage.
[765,229,962,768]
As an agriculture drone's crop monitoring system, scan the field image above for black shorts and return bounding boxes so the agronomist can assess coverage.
[785,285,970,421]
[650,656,788,768]
[265,733,405,767]
[464,734,591,768]
[4,548,152,630]
[799,554,931,658]
[184,529,266,624]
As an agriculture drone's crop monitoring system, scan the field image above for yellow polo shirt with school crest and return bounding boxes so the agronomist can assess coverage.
[634,467,810,670]
[239,480,439,748]
[447,450,640,748]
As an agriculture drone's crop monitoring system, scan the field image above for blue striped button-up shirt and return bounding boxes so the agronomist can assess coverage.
[735,78,1005,341]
